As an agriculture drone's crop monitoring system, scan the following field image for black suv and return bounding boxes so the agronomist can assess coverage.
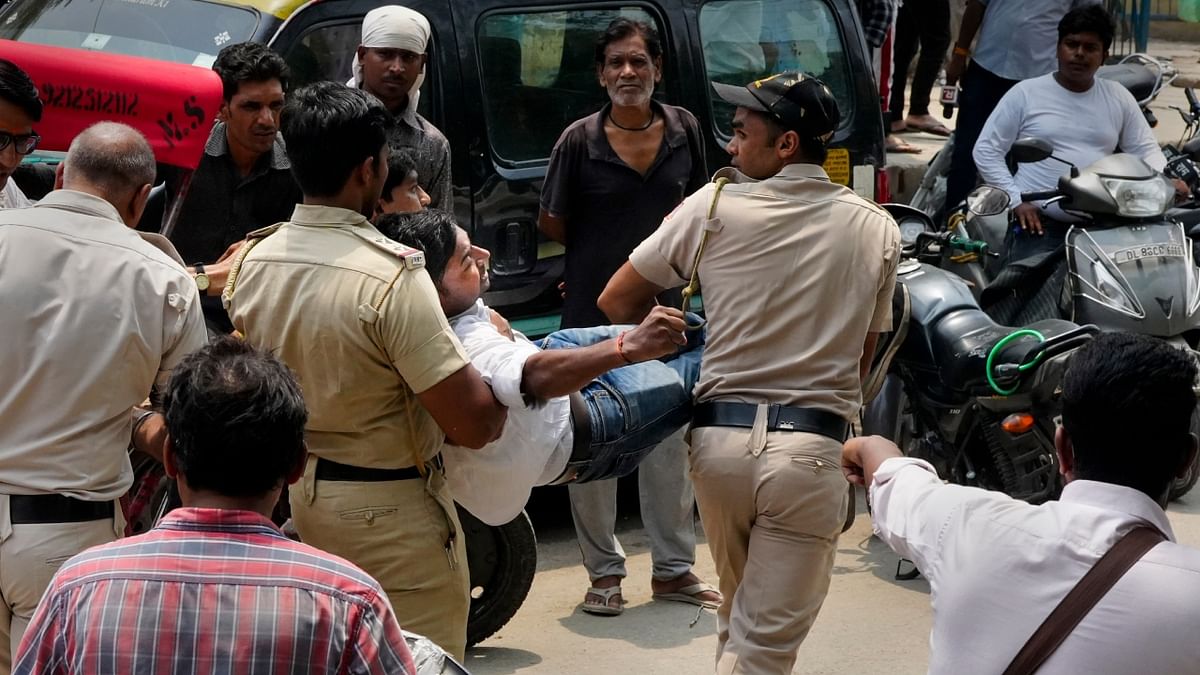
[2,0,885,335]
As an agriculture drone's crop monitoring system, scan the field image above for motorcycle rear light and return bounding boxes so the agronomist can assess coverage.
[1001,413,1035,434]
[1100,176,1173,217]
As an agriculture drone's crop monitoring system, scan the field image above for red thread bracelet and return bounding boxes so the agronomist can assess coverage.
[616,330,633,364]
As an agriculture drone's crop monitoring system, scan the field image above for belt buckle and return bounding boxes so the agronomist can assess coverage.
[767,404,784,431]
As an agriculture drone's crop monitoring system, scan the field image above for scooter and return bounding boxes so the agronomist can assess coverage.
[969,140,1200,499]
[863,206,1098,503]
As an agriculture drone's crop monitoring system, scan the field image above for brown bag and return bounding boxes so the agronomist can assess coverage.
[1002,526,1166,675]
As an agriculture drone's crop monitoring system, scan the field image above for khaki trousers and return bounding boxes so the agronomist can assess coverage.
[291,456,470,660]
[0,496,121,674]
[689,421,848,675]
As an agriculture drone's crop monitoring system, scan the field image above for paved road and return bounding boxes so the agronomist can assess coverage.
[463,40,1200,674]
[465,491,1199,674]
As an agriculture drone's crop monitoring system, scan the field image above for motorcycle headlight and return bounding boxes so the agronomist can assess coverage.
[1090,258,1141,315]
[1101,176,1174,217]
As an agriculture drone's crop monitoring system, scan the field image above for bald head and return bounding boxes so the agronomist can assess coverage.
[61,122,157,226]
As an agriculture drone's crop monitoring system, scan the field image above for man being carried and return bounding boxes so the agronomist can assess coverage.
[350,5,453,211]
[15,338,416,674]
[973,6,1173,260]
[385,209,699,528]
[844,332,1200,674]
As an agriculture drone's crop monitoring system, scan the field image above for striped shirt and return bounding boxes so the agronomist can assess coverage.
[13,508,415,675]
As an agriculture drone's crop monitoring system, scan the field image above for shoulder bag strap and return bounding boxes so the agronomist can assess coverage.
[1002,526,1167,675]
[679,177,730,316]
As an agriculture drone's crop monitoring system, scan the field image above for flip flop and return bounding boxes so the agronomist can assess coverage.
[581,586,624,616]
[907,120,952,137]
[652,582,723,609]
[886,138,924,154]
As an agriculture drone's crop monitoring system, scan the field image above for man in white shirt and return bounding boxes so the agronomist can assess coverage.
[842,332,1200,674]
[943,0,1100,214]
[382,209,702,529]
[0,59,40,210]
[974,6,1172,258]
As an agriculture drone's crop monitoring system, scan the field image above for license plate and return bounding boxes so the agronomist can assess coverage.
[1111,243,1186,264]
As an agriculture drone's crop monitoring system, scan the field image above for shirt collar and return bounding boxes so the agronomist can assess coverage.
[33,189,125,224]
[289,203,371,228]
[156,507,285,538]
[1059,479,1177,541]
[713,162,832,185]
[204,122,291,171]
[585,100,687,161]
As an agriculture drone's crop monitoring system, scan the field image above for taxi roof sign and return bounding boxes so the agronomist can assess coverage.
[0,39,222,170]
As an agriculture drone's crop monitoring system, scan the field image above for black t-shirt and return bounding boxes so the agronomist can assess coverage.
[169,124,302,265]
[541,101,708,328]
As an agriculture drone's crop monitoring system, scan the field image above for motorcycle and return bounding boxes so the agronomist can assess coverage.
[909,53,1173,220]
[966,142,1200,499]
[863,205,1099,503]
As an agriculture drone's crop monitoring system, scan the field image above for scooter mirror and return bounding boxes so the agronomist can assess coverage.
[966,185,1011,217]
[1011,137,1054,163]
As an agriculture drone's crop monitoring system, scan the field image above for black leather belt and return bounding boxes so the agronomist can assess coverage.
[8,494,115,524]
[315,456,437,482]
[549,392,593,485]
[692,402,850,442]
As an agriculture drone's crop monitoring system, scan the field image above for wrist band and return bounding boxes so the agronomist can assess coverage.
[615,330,633,364]
[953,45,971,57]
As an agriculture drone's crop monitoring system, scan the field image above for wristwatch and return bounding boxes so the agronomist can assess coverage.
[192,263,210,293]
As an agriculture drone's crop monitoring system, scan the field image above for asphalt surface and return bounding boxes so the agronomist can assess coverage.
[462,40,1200,674]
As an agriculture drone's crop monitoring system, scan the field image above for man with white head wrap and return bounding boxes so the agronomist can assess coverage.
[351,5,453,210]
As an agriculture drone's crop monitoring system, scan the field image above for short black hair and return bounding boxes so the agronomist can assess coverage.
[162,337,307,498]
[1058,5,1115,51]
[381,147,419,201]
[595,17,663,66]
[761,113,828,164]
[213,42,290,102]
[281,82,393,198]
[1061,333,1196,499]
[380,209,458,286]
[0,58,42,122]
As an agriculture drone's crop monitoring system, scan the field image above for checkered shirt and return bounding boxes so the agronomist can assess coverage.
[13,508,415,675]
[857,0,898,49]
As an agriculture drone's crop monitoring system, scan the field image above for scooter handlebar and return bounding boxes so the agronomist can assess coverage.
[1021,190,1060,202]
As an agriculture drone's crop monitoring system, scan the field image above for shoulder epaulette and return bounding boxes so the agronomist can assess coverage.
[350,228,426,271]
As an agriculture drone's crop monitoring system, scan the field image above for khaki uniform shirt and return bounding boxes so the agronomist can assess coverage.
[630,164,900,421]
[226,204,469,469]
[0,190,207,499]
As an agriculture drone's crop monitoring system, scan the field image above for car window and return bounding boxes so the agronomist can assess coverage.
[700,0,853,138]
[282,20,435,121]
[0,0,259,67]
[477,6,661,166]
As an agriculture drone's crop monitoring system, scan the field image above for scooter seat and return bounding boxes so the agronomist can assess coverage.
[1097,63,1156,103]
[932,310,1076,392]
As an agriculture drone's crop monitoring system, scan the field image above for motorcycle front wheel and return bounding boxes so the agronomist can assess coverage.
[458,505,537,648]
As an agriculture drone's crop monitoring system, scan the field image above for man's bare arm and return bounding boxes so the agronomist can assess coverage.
[598,262,666,324]
[841,435,905,487]
[537,208,566,245]
[522,306,687,400]
[417,365,508,449]
[945,0,986,85]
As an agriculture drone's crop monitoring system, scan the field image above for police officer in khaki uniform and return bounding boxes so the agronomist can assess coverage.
[224,82,506,660]
[0,122,208,670]
[600,73,900,674]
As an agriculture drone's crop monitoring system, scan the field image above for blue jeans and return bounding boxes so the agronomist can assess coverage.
[539,326,704,484]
